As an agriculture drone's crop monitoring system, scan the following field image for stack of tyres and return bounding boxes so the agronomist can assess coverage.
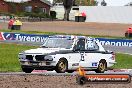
[75,11,86,22]
[8,19,14,29]
[75,16,85,22]
[75,10,81,22]
[79,16,85,22]
[75,16,79,22]
[13,20,22,30]
[125,27,132,38]
[14,25,21,30]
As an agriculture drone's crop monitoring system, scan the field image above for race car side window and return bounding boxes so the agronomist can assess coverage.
[74,38,85,51]
[86,40,99,51]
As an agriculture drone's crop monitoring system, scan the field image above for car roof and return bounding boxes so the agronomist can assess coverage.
[49,35,95,40]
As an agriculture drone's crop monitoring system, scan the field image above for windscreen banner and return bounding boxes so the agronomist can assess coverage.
[0,32,132,47]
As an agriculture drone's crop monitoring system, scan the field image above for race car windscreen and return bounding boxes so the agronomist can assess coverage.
[42,38,73,49]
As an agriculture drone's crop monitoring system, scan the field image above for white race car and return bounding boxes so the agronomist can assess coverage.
[18,35,116,73]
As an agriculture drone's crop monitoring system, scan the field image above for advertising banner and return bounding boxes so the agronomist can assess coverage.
[0,32,132,47]
[0,32,49,43]
[96,38,132,47]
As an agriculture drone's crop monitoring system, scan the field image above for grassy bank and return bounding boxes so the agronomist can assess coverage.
[112,53,132,69]
[0,43,37,72]
[0,43,132,72]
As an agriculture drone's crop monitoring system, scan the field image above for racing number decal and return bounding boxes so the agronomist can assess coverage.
[80,53,85,61]
[87,41,94,48]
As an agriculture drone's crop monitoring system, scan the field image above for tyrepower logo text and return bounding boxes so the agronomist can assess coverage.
[96,38,132,47]
[15,34,47,42]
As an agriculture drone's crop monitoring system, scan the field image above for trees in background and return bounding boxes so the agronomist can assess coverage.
[53,0,74,21]
[75,0,98,6]
[63,0,74,21]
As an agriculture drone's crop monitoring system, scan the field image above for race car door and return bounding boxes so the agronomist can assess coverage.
[68,38,86,69]
[80,39,100,68]
[73,38,86,66]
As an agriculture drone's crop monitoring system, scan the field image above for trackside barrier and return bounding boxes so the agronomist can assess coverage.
[76,67,131,85]
[0,32,132,47]
[0,32,49,43]
[96,38,132,47]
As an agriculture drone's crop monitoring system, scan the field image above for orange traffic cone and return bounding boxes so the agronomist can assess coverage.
[78,66,86,76]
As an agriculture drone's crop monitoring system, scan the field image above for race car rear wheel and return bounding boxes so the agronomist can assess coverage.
[55,58,68,73]
[22,67,33,73]
[95,60,107,73]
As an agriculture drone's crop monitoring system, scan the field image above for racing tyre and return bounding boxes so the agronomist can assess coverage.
[22,67,33,73]
[76,76,87,85]
[55,59,68,73]
[95,60,107,73]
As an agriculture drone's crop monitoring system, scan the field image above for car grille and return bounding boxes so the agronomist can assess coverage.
[26,55,45,61]
[26,55,33,60]
[35,55,45,61]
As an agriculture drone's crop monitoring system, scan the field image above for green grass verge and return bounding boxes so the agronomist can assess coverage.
[1,29,132,39]
[112,53,132,69]
[0,43,37,72]
[0,43,132,72]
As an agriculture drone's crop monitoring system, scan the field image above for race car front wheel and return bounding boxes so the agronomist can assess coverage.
[22,67,33,73]
[95,60,107,73]
[55,58,68,73]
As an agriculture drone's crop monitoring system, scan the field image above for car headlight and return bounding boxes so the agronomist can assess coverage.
[44,55,53,61]
[18,51,26,59]
[19,51,25,55]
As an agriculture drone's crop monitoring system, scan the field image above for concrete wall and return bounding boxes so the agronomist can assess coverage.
[79,6,132,24]
[51,6,132,24]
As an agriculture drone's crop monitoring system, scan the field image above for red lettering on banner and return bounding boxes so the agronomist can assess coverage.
[0,32,4,40]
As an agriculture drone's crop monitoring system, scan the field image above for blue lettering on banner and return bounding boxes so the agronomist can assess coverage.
[95,38,132,47]
[1,32,49,42]
[0,32,132,47]
[92,62,97,66]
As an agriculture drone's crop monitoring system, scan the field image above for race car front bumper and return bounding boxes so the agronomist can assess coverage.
[108,62,117,67]
[20,60,56,70]
[21,65,55,70]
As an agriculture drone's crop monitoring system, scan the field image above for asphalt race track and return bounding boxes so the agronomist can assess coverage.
[0,70,132,76]
[103,45,132,55]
